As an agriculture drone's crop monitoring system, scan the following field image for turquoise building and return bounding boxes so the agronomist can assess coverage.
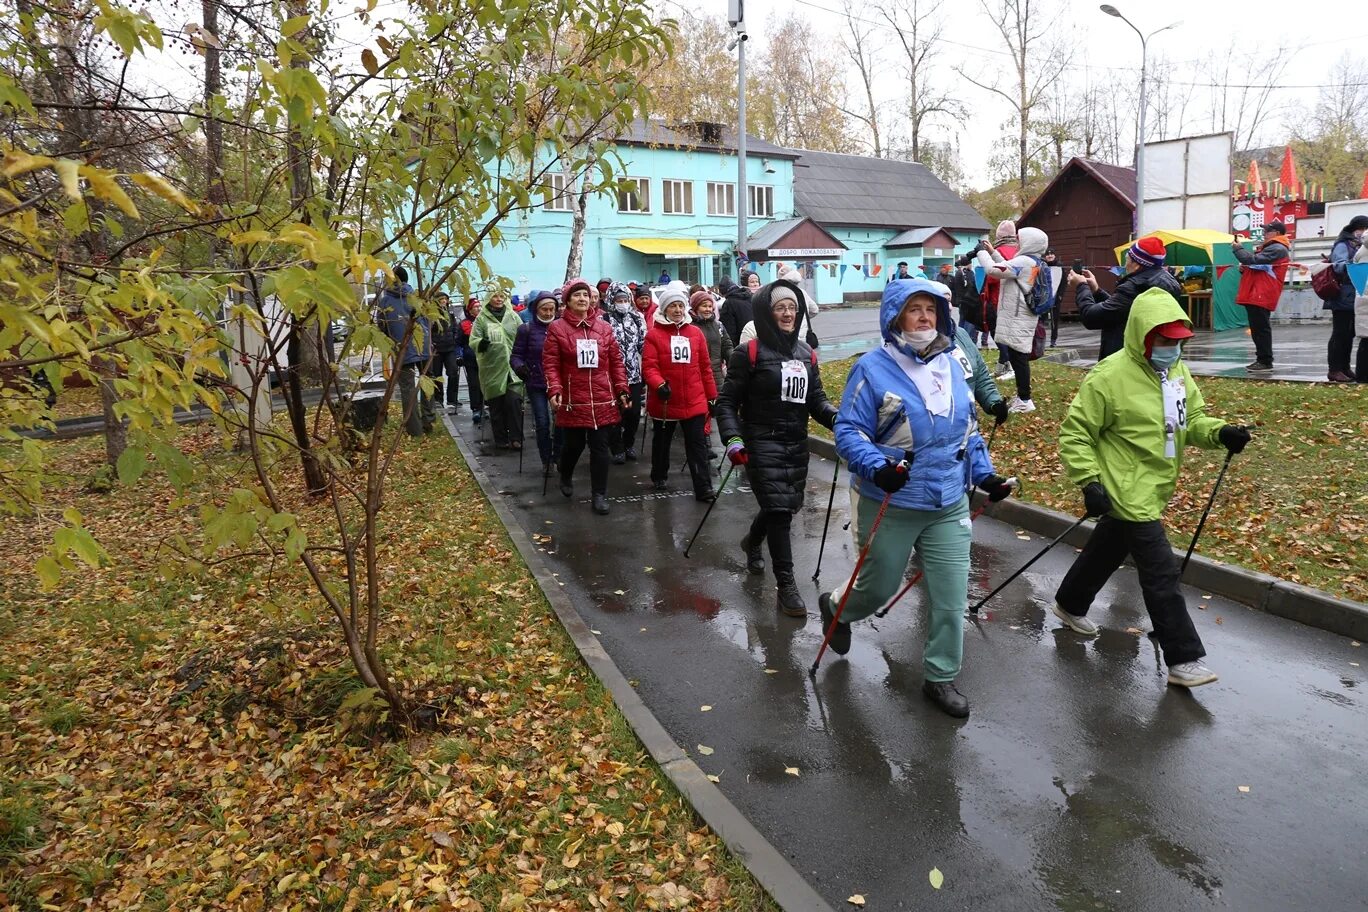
[455,120,989,306]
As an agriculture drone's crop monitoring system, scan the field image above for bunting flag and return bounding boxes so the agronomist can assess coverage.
[1215,265,1231,280]
[870,264,883,277]
[839,264,848,281]
[972,267,986,292]
[1348,263,1368,295]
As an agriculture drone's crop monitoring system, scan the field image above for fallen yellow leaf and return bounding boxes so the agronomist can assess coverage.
[1238,785,1251,793]
[784,766,800,777]
[847,894,866,907]
[700,705,712,712]
[697,745,714,756]
[929,867,944,889]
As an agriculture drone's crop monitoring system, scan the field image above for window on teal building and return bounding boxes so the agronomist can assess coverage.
[542,173,572,212]
[748,185,773,218]
[663,179,693,215]
[862,252,878,272]
[707,182,735,217]
[618,178,650,213]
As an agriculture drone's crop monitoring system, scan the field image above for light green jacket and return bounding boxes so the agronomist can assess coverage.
[1058,288,1225,522]
[469,305,525,399]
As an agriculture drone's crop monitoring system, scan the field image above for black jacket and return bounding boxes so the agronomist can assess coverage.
[431,308,459,354]
[948,266,982,326]
[1075,266,1183,359]
[715,280,837,513]
[720,282,754,347]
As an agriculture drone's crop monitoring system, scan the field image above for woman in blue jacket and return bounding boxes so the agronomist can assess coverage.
[820,279,1015,719]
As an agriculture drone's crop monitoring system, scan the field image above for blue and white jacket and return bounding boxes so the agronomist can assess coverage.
[834,279,995,511]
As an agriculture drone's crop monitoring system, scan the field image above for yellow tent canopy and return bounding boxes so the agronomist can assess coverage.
[620,238,721,256]
[1114,229,1239,267]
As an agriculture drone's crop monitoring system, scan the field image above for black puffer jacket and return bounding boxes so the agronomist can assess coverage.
[1075,266,1182,360]
[719,281,754,348]
[715,280,837,514]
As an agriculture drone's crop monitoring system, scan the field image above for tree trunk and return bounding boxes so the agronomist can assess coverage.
[564,158,594,282]
[96,358,126,465]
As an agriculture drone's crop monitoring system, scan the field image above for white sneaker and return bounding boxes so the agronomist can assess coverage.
[1051,601,1099,636]
[1167,661,1219,688]
[1007,397,1035,414]
[997,369,1016,383]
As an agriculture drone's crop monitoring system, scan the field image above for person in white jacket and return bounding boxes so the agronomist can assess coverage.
[738,264,819,347]
[975,226,1049,413]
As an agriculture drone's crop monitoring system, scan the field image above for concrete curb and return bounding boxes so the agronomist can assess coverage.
[443,415,835,912]
[805,434,1368,642]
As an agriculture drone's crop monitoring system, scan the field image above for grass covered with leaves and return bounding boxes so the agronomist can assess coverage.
[0,427,772,910]
[817,357,1368,603]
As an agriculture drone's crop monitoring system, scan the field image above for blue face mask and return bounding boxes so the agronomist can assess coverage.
[1150,343,1182,370]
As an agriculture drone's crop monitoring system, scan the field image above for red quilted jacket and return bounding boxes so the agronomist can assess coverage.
[542,307,628,429]
[642,315,717,421]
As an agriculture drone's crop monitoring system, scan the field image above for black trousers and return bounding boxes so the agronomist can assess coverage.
[650,415,712,495]
[560,426,612,495]
[1329,309,1355,375]
[1357,338,1368,382]
[749,510,794,574]
[428,350,462,405]
[609,382,644,454]
[461,354,484,414]
[1007,347,1032,401]
[1049,303,1060,347]
[486,389,523,446]
[1241,304,1274,364]
[1055,516,1205,666]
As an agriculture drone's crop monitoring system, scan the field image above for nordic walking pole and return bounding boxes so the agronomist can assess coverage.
[811,456,841,581]
[1182,449,1235,574]
[810,454,910,678]
[518,438,524,474]
[684,462,736,558]
[969,513,1090,614]
[876,503,990,618]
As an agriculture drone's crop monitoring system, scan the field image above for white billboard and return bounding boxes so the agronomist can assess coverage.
[1142,133,1233,234]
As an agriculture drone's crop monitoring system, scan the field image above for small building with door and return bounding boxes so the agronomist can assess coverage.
[1017,158,1136,310]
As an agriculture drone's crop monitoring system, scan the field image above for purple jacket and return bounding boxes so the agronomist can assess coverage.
[511,318,551,391]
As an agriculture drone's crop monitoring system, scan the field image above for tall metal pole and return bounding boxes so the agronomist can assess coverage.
[736,24,748,265]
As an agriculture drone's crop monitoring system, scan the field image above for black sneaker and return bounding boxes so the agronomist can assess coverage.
[922,680,970,718]
[591,494,610,515]
[559,479,573,498]
[624,447,638,461]
[695,488,717,503]
[653,479,668,491]
[818,592,851,655]
[775,571,806,618]
[740,533,765,573]
[1246,360,1273,373]
[611,452,626,465]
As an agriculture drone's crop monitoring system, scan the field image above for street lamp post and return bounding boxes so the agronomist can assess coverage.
[729,0,748,272]
[1100,4,1180,238]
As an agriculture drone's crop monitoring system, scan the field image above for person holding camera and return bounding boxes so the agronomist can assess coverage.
[1069,236,1181,361]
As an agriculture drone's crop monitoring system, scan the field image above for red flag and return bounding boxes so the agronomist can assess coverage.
[1247,159,1262,196]
[1359,171,1368,201]
[1279,147,1299,198]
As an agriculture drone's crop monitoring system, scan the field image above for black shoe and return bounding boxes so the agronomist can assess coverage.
[775,571,806,618]
[559,479,573,498]
[653,479,668,491]
[611,452,626,465]
[695,488,717,503]
[818,592,851,655]
[624,447,638,461]
[740,533,765,573]
[591,494,610,515]
[922,680,970,719]
[1246,360,1273,373]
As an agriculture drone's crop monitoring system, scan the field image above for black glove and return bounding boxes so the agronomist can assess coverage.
[1218,424,1251,454]
[873,460,908,494]
[477,338,490,353]
[1082,482,1113,518]
[656,381,671,401]
[979,474,1014,502]
[990,399,1009,426]
[707,399,717,416]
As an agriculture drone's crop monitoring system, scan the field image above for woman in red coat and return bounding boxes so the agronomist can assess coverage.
[642,287,718,501]
[1231,220,1291,373]
[542,277,630,515]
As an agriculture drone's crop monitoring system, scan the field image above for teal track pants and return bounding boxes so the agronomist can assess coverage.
[832,492,972,682]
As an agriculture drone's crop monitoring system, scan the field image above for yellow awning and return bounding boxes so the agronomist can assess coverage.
[1114,229,1238,266]
[620,238,721,256]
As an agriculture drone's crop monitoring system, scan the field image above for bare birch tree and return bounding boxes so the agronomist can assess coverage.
[840,0,882,157]
[880,0,959,162]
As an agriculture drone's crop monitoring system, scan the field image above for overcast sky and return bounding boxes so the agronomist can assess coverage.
[730,0,1366,189]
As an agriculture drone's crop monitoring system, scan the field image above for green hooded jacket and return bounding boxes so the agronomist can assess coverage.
[1058,288,1225,522]
[469,303,525,399]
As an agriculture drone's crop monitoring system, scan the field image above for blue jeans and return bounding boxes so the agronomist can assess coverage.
[527,388,561,467]
[959,319,979,340]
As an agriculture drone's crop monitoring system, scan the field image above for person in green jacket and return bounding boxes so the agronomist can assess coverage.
[469,292,525,449]
[1052,287,1251,689]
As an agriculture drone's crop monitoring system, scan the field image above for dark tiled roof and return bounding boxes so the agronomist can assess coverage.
[617,119,799,160]
[790,150,990,231]
[1079,160,1137,207]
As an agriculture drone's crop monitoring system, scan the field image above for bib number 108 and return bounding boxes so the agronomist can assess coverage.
[780,360,808,404]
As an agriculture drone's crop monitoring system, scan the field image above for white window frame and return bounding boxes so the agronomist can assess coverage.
[662,179,694,215]
[748,184,774,218]
[617,177,650,214]
[862,253,879,273]
[542,172,573,212]
[706,182,736,217]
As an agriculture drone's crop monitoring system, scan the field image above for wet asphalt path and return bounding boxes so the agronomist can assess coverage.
[459,418,1367,911]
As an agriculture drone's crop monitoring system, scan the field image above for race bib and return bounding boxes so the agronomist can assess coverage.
[1162,377,1186,458]
[780,359,808,404]
[670,336,691,364]
[576,338,599,369]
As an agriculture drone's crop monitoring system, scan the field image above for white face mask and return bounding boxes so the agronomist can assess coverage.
[902,328,938,349]
[613,300,630,313]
